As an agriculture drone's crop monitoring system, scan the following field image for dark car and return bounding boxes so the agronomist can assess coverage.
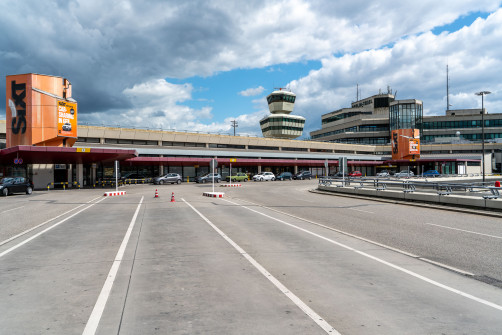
[153,173,182,185]
[331,171,347,178]
[293,171,312,180]
[195,173,222,183]
[423,170,440,177]
[276,172,293,181]
[1,177,34,196]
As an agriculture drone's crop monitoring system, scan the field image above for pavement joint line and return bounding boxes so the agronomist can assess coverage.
[223,198,502,312]
[182,197,340,335]
[0,195,104,250]
[419,258,475,276]
[83,196,144,335]
[310,189,502,218]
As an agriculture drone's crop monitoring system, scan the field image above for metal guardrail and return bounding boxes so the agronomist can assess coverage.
[319,177,502,199]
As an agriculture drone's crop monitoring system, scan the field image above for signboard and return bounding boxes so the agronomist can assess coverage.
[230,158,237,162]
[391,129,421,160]
[57,100,77,138]
[76,147,90,153]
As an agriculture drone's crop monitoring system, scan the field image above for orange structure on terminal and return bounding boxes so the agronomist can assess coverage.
[391,128,421,161]
[6,73,77,148]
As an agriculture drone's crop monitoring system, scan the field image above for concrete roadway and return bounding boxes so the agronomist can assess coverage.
[0,181,501,334]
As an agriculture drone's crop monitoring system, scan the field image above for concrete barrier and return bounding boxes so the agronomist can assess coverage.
[317,185,501,212]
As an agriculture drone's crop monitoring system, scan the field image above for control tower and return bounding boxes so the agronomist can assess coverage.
[260,89,305,139]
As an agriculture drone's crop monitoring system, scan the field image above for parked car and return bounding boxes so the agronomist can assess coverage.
[276,172,293,181]
[196,173,222,183]
[253,172,275,181]
[0,177,34,196]
[330,172,347,178]
[225,172,248,182]
[153,173,182,185]
[423,170,440,177]
[293,171,312,180]
[394,170,414,178]
[349,171,362,177]
[376,170,390,177]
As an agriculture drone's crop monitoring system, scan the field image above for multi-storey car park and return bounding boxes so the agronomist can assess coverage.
[0,75,500,188]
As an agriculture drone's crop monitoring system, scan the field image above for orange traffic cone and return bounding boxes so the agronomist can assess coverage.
[171,192,175,202]
[154,189,159,198]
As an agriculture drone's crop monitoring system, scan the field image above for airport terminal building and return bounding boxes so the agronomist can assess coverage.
[0,74,500,189]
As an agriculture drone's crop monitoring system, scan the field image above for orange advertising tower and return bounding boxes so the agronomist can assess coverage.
[6,73,77,148]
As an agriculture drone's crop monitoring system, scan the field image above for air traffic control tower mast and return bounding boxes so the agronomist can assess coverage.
[260,89,305,139]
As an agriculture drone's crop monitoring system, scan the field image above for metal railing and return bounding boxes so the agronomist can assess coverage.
[319,177,502,199]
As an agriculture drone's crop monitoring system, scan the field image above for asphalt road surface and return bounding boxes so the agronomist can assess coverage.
[1,181,501,334]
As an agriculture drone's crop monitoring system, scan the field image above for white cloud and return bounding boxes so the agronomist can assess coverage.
[1,0,501,137]
[239,86,265,97]
[288,8,502,134]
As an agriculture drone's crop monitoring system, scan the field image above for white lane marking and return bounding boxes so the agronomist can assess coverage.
[82,196,144,335]
[423,222,502,240]
[0,196,102,247]
[223,198,502,312]
[236,198,419,258]
[183,198,340,335]
[0,206,25,215]
[0,197,106,258]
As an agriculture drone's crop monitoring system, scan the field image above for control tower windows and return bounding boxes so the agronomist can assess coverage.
[267,94,296,104]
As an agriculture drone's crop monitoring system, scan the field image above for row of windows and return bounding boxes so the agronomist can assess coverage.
[330,137,389,145]
[262,126,304,132]
[423,133,502,141]
[312,125,389,139]
[282,147,309,152]
[423,119,502,129]
[389,103,423,131]
[322,111,372,125]
[105,139,159,145]
[208,143,246,149]
[76,137,100,143]
[266,94,296,104]
[162,141,206,147]
[260,117,305,126]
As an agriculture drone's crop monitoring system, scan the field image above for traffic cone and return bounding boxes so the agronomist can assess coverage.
[154,189,159,198]
[171,192,175,202]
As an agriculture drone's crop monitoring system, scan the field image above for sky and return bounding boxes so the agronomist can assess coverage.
[1,0,502,138]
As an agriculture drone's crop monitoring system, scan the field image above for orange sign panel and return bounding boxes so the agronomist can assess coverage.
[6,73,77,147]
[391,129,421,160]
[57,100,77,138]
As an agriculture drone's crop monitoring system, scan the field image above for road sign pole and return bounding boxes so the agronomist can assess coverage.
[229,163,232,186]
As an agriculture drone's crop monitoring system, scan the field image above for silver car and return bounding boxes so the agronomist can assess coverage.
[394,170,414,178]
[153,173,182,185]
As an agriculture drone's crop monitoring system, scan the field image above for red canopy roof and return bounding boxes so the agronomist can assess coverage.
[0,146,138,165]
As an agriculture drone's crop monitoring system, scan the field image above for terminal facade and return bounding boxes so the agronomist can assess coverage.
[1,74,500,189]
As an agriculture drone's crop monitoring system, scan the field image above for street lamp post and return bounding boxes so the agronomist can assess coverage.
[475,91,491,184]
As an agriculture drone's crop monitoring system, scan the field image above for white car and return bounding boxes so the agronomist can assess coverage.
[253,172,275,181]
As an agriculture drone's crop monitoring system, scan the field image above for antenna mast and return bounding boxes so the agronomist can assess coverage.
[446,64,450,111]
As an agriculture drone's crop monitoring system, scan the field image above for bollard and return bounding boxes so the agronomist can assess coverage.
[187,176,189,183]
